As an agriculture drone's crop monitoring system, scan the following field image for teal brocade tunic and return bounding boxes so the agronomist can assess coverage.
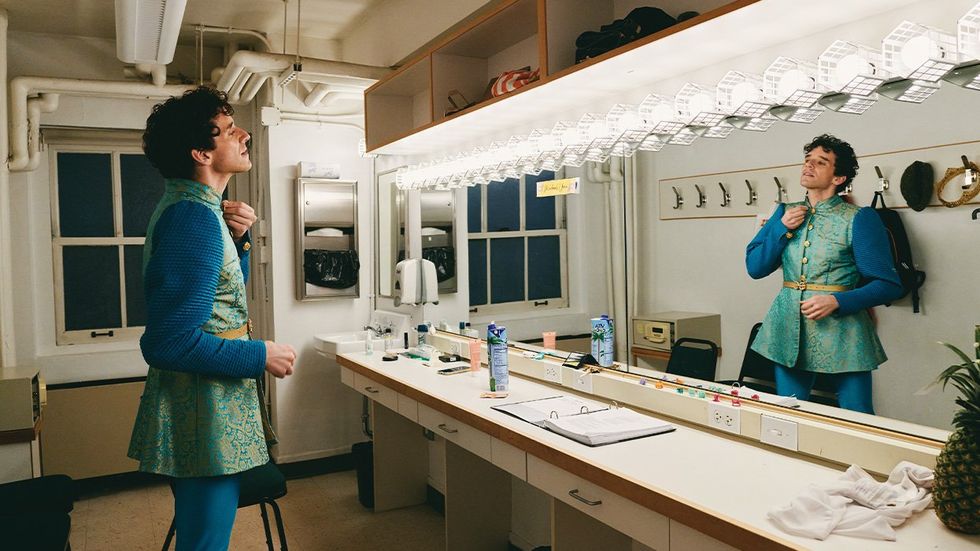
[748,196,901,374]
[128,179,268,478]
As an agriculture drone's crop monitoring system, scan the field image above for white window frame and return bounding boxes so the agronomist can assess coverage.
[468,173,569,317]
[48,130,151,346]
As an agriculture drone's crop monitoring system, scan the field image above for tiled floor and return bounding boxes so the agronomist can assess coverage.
[67,470,446,550]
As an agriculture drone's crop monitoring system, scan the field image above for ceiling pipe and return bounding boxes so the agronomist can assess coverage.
[216,50,390,105]
[23,93,59,171]
[187,24,274,53]
[8,76,192,172]
[303,83,366,108]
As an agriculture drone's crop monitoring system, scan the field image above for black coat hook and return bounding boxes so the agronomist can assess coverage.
[671,186,684,209]
[745,179,757,205]
[972,207,980,220]
[773,176,787,203]
[718,182,731,207]
[695,184,706,208]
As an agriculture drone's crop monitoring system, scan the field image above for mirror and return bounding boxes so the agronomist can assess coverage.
[452,83,980,440]
[377,169,459,298]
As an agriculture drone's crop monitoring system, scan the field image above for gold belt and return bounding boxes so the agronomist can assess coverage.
[783,281,849,292]
[214,318,252,340]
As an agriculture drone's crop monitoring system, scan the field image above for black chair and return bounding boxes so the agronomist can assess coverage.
[666,337,719,381]
[720,322,838,407]
[163,462,288,551]
[0,474,76,551]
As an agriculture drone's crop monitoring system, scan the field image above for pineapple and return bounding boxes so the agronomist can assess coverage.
[932,340,980,534]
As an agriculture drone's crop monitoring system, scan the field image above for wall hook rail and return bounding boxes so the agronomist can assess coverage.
[745,179,757,205]
[695,184,706,208]
[718,182,731,207]
[671,186,684,209]
[874,166,889,191]
[773,176,787,203]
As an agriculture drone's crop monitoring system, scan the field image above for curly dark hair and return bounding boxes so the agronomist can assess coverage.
[804,134,859,192]
[142,87,234,179]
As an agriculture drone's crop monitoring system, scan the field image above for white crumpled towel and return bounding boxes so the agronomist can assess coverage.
[767,461,934,541]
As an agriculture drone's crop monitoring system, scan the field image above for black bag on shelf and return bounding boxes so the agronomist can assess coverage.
[574,7,677,63]
[303,249,360,289]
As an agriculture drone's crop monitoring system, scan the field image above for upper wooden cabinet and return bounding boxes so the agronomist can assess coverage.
[364,0,921,155]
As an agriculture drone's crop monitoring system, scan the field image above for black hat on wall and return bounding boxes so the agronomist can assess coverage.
[900,160,934,211]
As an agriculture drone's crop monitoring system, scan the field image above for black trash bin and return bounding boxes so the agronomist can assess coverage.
[352,441,374,509]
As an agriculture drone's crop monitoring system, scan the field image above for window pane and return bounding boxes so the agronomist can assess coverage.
[528,236,562,300]
[490,237,524,304]
[121,154,165,237]
[57,152,114,237]
[62,246,120,331]
[124,245,147,327]
[468,239,487,306]
[525,171,556,230]
[486,178,519,232]
[467,185,482,233]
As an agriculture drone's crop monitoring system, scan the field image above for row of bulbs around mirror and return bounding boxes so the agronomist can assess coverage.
[395,5,980,190]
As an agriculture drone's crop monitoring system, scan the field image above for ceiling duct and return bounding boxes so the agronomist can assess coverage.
[115,0,188,64]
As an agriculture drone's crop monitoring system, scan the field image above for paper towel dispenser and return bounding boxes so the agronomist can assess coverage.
[295,178,359,301]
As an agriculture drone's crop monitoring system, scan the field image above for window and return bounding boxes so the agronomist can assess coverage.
[49,135,164,345]
[467,170,568,315]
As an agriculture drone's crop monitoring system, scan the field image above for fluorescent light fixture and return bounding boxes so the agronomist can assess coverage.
[764,57,825,107]
[675,83,726,127]
[115,0,188,65]
[724,115,778,132]
[817,92,877,114]
[638,94,685,135]
[876,77,941,103]
[717,71,772,117]
[882,21,957,82]
[818,40,889,96]
[768,105,825,123]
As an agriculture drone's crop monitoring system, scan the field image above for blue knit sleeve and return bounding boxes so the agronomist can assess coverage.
[746,203,790,279]
[140,202,265,378]
[235,230,251,284]
[832,207,904,315]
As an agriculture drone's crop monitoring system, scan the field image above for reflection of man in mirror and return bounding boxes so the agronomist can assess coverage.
[746,134,903,413]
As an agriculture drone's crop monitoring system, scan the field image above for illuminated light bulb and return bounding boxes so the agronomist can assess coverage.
[560,126,582,146]
[688,91,716,114]
[900,35,936,69]
[730,81,760,107]
[587,118,609,140]
[836,54,873,86]
[613,110,642,132]
[777,68,813,99]
[647,103,674,124]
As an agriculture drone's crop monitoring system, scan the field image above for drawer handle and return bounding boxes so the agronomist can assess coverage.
[568,489,602,506]
[364,386,380,394]
[437,423,458,434]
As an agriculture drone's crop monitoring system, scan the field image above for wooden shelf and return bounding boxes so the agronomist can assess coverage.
[364,56,432,149]
[365,0,924,156]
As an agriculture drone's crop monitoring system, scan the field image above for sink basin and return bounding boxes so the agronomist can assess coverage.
[314,332,386,359]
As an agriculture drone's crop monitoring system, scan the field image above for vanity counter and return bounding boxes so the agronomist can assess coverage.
[338,351,977,550]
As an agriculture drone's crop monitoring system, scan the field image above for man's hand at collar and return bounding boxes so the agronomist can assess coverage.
[222,200,257,241]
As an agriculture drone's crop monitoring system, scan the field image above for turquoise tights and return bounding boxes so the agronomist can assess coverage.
[173,475,240,551]
[774,364,875,414]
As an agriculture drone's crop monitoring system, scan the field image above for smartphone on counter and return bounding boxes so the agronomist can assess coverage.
[437,364,470,375]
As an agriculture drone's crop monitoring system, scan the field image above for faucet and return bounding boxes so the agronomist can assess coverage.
[364,321,393,337]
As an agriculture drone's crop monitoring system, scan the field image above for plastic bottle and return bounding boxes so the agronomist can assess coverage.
[417,324,428,347]
[591,314,614,367]
[487,322,509,392]
[364,330,374,355]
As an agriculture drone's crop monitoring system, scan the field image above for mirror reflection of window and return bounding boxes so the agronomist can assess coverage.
[468,171,567,315]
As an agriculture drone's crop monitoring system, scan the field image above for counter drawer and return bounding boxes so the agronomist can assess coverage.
[418,403,491,462]
[527,455,668,550]
[397,393,419,423]
[491,437,526,480]
[340,366,354,387]
[353,373,398,411]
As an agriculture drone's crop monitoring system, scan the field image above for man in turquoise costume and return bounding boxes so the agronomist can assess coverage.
[128,87,297,550]
[746,134,903,414]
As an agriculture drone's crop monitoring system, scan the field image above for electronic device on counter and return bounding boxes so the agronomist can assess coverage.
[0,366,43,432]
[437,364,470,375]
[632,312,721,352]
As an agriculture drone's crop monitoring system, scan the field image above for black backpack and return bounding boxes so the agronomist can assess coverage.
[870,192,926,312]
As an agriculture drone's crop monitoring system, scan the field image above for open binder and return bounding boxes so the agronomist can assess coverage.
[492,395,675,446]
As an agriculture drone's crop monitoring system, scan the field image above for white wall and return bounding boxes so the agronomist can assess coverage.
[264,121,375,462]
[634,0,980,431]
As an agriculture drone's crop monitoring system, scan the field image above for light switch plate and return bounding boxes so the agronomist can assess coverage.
[570,370,593,393]
[761,415,798,451]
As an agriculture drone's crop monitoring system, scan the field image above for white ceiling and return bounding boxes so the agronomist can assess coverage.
[0,0,379,47]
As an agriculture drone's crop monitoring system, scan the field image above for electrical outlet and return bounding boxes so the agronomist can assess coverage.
[761,415,798,451]
[543,363,562,384]
[708,401,741,435]
[570,371,593,393]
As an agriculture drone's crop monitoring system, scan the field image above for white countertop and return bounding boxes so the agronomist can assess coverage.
[339,351,977,551]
